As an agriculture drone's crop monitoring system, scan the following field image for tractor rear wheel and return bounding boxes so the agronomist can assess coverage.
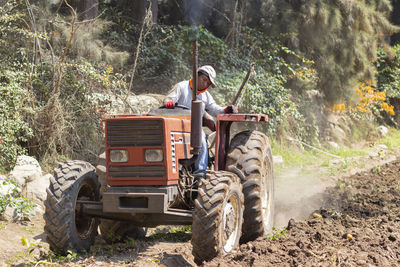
[226,130,274,243]
[44,160,100,254]
[191,171,244,265]
[99,219,147,243]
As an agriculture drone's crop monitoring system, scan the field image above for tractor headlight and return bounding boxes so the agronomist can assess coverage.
[110,150,129,163]
[145,149,163,162]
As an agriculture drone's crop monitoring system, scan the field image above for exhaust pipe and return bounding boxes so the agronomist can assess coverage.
[190,30,202,155]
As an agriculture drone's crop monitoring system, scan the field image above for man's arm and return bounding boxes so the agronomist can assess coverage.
[204,92,225,117]
[163,83,181,106]
[204,92,238,116]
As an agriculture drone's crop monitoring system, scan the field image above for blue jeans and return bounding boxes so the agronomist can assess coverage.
[194,132,208,174]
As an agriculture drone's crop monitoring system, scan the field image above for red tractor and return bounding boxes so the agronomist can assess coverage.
[44,42,274,265]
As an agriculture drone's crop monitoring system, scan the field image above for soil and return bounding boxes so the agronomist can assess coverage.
[1,147,400,266]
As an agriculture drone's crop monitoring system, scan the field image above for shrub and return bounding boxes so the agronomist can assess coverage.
[0,178,36,219]
[0,1,34,170]
[0,70,33,169]
[376,45,400,98]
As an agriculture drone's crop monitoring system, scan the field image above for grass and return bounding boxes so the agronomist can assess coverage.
[329,147,366,158]
[378,127,400,149]
[272,128,400,173]
[272,143,326,173]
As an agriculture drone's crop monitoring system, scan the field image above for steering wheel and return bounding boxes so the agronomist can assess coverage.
[161,104,190,110]
[174,104,190,110]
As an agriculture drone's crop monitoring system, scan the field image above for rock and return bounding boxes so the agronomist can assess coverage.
[377,125,389,136]
[330,124,346,142]
[368,151,379,158]
[376,144,388,151]
[306,90,321,98]
[98,152,106,165]
[96,164,107,187]
[1,205,17,222]
[9,156,42,188]
[127,94,163,114]
[329,158,345,166]
[15,155,41,169]
[327,141,339,150]
[90,93,163,115]
[34,205,44,216]
[25,173,51,204]
[273,155,284,166]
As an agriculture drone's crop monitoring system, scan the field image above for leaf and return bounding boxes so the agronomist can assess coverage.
[21,235,27,246]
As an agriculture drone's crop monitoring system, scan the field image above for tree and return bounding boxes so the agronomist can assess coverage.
[70,0,99,20]
[131,0,158,24]
[253,0,400,102]
[391,0,400,44]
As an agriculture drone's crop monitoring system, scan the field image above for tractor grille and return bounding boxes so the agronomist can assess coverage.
[107,120,164,147]
[109,166,165,178]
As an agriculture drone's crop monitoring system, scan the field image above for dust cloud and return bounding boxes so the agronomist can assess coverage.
[273,166,333,227]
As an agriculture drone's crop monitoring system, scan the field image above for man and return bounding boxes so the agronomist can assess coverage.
[163,65,238,175]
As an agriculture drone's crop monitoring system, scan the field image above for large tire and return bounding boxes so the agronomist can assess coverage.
[44,160,100,254]
[99,219,147,243]
[226,130,274,243]
[191,171,244,265]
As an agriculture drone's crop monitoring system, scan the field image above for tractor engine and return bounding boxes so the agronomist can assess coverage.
[102,114,198,216]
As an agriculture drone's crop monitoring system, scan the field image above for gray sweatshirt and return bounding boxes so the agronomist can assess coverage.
[164,80,225,117]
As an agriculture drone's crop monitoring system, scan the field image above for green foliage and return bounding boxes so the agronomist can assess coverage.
[29,61,124,165]
[49,250,77,263]
[376,44,400,98]
[0,178,36,219]
[168,225,191,234]
[134,25,234,92]
[338,182,346,190]
[125,237,136,248]
[378,127,400,149]
[330,147,366,158]
[272,142,319,167]
[148,226,192,242]
[260,0,400,103]
[217,71,301,134]
[0,0,398,170]
[0,1,34,169]
[266,227,288,240]
[0,71,33,168]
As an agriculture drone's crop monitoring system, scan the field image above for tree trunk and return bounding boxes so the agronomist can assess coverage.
[132,0,158,24]
[70,0,99,21]
[391,0,400,45]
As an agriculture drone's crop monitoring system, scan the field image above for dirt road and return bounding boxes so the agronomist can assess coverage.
[2,151,400,266]
[206,158,400,266]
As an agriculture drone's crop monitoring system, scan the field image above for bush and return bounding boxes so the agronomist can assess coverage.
[376,45,400,98]
[0,1,34,170]
[0,178,36,219]
[0,70,33,169]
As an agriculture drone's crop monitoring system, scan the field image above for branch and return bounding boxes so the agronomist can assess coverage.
[199,0,231,23]
[53,0,78,95]
[128,1,153,91]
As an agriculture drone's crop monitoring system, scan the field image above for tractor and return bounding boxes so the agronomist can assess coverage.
[43,40,274,265]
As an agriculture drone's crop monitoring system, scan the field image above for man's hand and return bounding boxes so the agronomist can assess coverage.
[224,105,238,114]
[165,101,175,109]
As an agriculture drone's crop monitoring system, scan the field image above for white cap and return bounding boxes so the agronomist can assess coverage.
[198,65,216,88]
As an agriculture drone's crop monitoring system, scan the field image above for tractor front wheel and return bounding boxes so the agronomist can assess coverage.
[44,160,100,254]
[191,171,244,265]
